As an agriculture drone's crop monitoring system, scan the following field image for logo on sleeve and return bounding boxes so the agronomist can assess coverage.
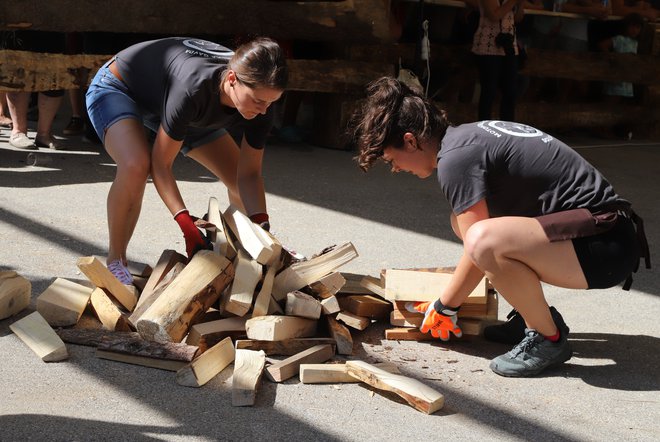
[182,39,234,59]
[478,121,552,142]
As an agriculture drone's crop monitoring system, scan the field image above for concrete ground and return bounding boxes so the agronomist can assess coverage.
[0,112,658,441]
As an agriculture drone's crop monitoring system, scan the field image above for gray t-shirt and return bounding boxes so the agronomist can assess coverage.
[114,37,273,149]
[437,121,628,217]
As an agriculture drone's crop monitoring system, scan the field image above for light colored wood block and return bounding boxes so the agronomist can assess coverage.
[346,360,444,414]
[9,311,68,362]
[309,272,346,299]
[320,296,341,315]
[235,338,336,356]
[245,315,317,341]
[36,278,93,326]
[206,197,236,260]
[300,362,400,384]
[232,349,266,406]
[384,268,488,304]
[326,316,353,355]
[339,294,392,319]
[336,311,370,330]
[176,337,235,387]
[0,270,31,320]
[265,344,335,382]
[77,256,138,311]
[223,205,274,264]
[185,316,247,353]
[225,249,262,317]
[285,290,322,319]
[359,275,386,298]
[90,287,132,332]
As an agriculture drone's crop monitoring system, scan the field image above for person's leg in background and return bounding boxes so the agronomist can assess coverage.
[6,91,35,149]
[35,90,64,149]
[499,54,518,121]
[0,92,12,128]
[476,55,502,120]
[63,32,87,136]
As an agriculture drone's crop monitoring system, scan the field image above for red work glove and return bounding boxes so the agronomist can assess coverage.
[174,209,212,259]
[249,212,270,232]
[406,300,462,341]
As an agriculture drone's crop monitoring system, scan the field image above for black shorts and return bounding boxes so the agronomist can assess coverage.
[572,216,640,289]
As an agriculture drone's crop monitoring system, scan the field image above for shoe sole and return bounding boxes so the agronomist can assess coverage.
[490,349,573,377]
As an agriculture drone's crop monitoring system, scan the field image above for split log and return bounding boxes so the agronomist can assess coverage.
[232,349,266,406]
[176,337,235,387]
[56,328,139,347]
[265,344,335,382]
[131,249,186,318]
[359,275,387,298]
[136,251,234,343]
[336,311,370,330]
[326,316,353,355]
[9,311,68,362]
[345,360,444,414]
[308,272,346,299]
[77,256,139,311]
[185,316,247,353]
[36,278,92,326]
[224,249,262,317]
[129,261,185,327]
[285,290,322,319]
[338,295,392,320]
[223,206,275,264]
[337,272,372,295]
[300,362,400,384]
[96,334,198,371]
[235,337,336,356]
[245,315,317,341]
[0,270,31,320]
[89,287,132,332]
[252,235,284,318]
[205,197,236,260]
[272,243,358,300]
[320,296,341,315]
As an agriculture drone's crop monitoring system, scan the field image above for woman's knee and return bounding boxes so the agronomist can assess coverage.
[464,221,499,267]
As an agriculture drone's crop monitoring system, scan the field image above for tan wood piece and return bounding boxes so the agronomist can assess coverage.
[56,328,139,347]
[205,197,236,260]
[131,249,186,319]
[272,243,358,300]
[232,349,266,406]
[136,251,234,343]
[129,261,186,327]
[345,360,444,414]
[223,205,274,264]
[77,256,139,311]
[338,294,392,320]
[359,275,387,298]
[336,311,370,330]
[326,316,353,355]
[0,270,31,320]
[285,290,322,319]
[225,249,262,317]
[185,316,247,353]
[320,296,341,315]
[384,268,488,304]
[89,287,132,332]
[96,334,198,371]
[235,338,336,356]
[36,278,93,326]
[309,272,346,299]
[245,315,317,341]
[337,272,372,295]
[252,234,284,318]
[9,311,68,362]
[176,337,235,387]
[265,344,335,382]
[300,362,400,384]
[96,351,187,371]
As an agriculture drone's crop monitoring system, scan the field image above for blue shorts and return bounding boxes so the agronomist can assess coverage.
[85,60,227,154]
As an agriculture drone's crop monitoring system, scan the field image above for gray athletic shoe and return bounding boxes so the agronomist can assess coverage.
[489,329,572,377]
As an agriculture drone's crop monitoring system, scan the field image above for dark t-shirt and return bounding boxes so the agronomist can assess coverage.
[437,121,629,217]
[114,37,273,149]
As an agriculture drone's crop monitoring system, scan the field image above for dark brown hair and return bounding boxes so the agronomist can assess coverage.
[223,37,288,90]
[348,77,451,171]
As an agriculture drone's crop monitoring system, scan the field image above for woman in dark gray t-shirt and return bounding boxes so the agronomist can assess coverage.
[348,77,648,378]
[86,37,287,284]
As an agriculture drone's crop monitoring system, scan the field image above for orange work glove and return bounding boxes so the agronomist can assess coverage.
[406,300,462,341]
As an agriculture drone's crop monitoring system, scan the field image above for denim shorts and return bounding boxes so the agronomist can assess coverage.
[85,60,226,153]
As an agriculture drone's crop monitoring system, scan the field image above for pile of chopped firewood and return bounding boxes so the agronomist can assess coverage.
[1,197,498,415]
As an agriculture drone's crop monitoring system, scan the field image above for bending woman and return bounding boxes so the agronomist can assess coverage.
[86,37,287,283]
[348,77,649,377]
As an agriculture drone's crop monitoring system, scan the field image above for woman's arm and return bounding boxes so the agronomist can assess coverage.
[237,136,267,217]
[150,126,186,215]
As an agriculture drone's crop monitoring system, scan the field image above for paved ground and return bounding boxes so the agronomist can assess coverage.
[0,113,658,441]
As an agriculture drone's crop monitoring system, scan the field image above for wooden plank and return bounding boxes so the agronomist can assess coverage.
[337,272,373,295]
[308,272,346,299]
[272,243,358,300]
[384,322,481,340]
[89,287,132,332]
[9,311,68,362]
[338,295,392,320]
[359,275,387,298]
[252,247,284,318]
[96,351,187,372]
[176,337,235,387]
[285,290,322,320]
[129,261,185,327]
[232,349,266,406]
[336,311,370,330]
[384,268,488,304]
[0,270,31,320]
[235,338,337,356]
[300,362,401,384]
[0,0,392,42]
[131,249,186,316]
[345,360,444,414]
[206,197,235,260]
[76,256,138,311]
[225,249,262,317]
[326,316,353,355]
[136,251,234,343]
[245,315,317,341]
[223,206,274,265]
[265,344,335,383]
[185,316,247,354]
[36,278,93,326]
[56,328,139,347]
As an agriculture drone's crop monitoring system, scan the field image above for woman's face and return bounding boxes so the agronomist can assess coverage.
[225,71,283,119]
[382,133,437,179]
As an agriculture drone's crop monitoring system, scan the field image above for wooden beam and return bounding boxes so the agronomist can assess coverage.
[176,337,235,387]
[205,197,235,260]
[235,338,337,356]
[265,344,335,383]
[245,315,317,341]
[359,275,387,298]
[9,311,68,362]
[300,362,400,384]
[345,360,444,414]
[89,287,132,332]
[232,349,266,406]
[136,250,234,343]
[384,268,487,304]
[0,270,31,320]
[36,278,93,327]
[308,272,346,299]
[129,261,185,327]
[77,256,138,312]
[252,247,284,318]
[185,316,247,354]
